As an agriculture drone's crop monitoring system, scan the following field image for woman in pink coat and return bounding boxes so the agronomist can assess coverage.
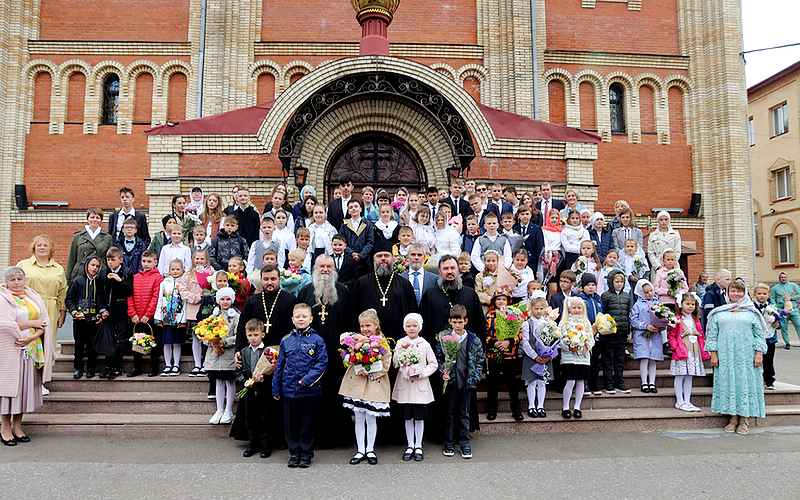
[0,267,49,445]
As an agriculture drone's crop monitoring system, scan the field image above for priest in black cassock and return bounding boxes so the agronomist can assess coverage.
[349,241,418,341]
[296,255,353,447]
[230,265,295,446]
[419,254,486,435]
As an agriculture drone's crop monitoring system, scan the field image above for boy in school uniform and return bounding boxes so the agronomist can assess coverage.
[191,225,211,254]
[435,304,485,460]
[119,218,147,276]
[65,255,107,379]
[330,233,358,286]
[247,215,281,278]
[128,251,164,377]
[273,303,328,468]
[209,216,249,271]
[470,212,512,273]
[500,212,523,254]
[233,319,272,458]
[101,247,134,379]
[223,187,261,246]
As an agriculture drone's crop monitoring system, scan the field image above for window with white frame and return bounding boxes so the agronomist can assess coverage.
[771,102,789,137]
[747,116,755,146]
[775,224,795,266]
[775,167,792,200]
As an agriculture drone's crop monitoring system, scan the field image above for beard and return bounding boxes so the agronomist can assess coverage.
[374,262,392,278]
[312,271,339,305]
[438,274,462,292]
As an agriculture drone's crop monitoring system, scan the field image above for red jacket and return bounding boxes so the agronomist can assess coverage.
[128,268,163,319]
[667,316,711,362]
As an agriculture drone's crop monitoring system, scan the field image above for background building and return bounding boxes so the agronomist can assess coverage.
[748,60,800,283]
[0,0,753,281]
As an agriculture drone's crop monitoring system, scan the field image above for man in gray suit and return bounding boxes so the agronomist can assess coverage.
[401,243,438,305]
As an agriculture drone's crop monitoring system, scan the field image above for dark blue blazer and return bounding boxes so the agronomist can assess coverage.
[588,227,614,263]
[514,222,544,271]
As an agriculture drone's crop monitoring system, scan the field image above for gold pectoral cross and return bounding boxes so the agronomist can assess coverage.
[264,321,272,334]
[318,305,328,324]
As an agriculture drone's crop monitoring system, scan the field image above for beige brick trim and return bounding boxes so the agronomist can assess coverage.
[253,42,484,59]
[281,60,315,89]
[28,41,191,56]
[430,63,459,81]
[544,50,689,71]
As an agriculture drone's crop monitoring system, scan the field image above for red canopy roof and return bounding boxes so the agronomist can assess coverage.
[145,102,273,136]
[478,104,601,144]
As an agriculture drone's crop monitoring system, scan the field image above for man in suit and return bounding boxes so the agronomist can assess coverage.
[330,234,358,286]
[424,186,440,219]
[489,183,514,216]
[108,187,150,245]
[513,206,544,272]
[535,182,565,226]
[326,178,353,231]
[443,179,472,219]
[401,243,438,305]
[468,193,499,230]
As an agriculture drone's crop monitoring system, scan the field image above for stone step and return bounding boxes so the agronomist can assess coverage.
[478,405,800,434]
[24,413,232,438]
[475,383,800,411]
[40,391,217,415]
[47,372,211,393]
[54,353,199,373]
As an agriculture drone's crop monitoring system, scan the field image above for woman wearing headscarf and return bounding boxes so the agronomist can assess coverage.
[646,210,682,271]
[587,212,613,263]
[0,267,49,445]
[705,278,767,435]
[292,185,317,223]
[17,235,67,391]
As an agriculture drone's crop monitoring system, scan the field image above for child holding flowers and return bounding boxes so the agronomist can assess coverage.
[201,287,239,425]
[520,293,560,418]
[392,313,438,462]
[667,292,708,411]
[435,305,485,459]
[571,240,601,288]
[181,250,211,377]
[630,280,664,393]
[339,309,393,466]
[619,239,649,292]
[280,248,311,297]
[485,292,523,422]
[154,259,188,376]
[226,256,251,312]
[753,283,780,389]
[559,297,594,419]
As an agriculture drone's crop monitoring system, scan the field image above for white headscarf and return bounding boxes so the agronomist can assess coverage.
[656,210,674,232]
[215,286,236,302]
[706,279,769,334]
[403,312,424,331]
[589,212,605,229]
[633,279,654,300]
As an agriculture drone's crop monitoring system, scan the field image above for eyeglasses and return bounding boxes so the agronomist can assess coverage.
[477,188,487,192]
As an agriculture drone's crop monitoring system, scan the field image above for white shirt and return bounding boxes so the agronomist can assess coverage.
[158,242,192,276]
[308,222,337,254]
[510,264,535,299]
[340,196,352,217]
[470,232,512,272]
[116,208,135,234]
[408,267,425,294]
[85,225,101,240]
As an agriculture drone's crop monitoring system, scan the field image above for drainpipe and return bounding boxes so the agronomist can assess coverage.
[196,0,207,118]
[530,0,539,119]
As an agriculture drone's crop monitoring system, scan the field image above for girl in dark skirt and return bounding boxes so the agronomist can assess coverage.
[202,287,239,425]
[391,313,438,462]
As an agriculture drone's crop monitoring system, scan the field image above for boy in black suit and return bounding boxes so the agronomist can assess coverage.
[101,247,133,379]
[108,186,150,245]
[118,218,147,275]
[330,234,357,286]
[326,179,353,230]
[231,319,272,458]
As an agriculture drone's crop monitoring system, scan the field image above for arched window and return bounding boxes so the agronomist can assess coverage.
[609,82,626,134]
[773,221,797,267]
[101,74,120,125]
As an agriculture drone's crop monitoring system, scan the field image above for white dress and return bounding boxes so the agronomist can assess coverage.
[670,315,707,376]
[431,225,462,266]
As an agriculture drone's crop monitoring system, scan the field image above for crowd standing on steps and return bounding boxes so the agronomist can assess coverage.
[0,180,790,454]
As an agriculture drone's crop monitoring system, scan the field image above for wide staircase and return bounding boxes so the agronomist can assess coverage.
[25,341,800,437]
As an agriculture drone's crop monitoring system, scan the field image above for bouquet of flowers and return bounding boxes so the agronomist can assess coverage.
[396,348,421,367]
[531,319,561,378]
[764,304,787,328]
[562,322,591,353]
[573,256,589,281]
[391,200,404,211]
[437,330,462,393]
[130,323,157,354]
[194,315,229,352]
[226,272,243,293]
[538,319,561,347]
[280,267,303,289]
[237,346,280,398]
[666,269,684,298]
[340,333,391,374]
[594,313,618,336]
[633,256,646,277]
[650,303,677,330]
[492,305,526,355]
[392,255,408,275]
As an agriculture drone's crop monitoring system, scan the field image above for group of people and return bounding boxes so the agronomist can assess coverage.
[0,179,795,462]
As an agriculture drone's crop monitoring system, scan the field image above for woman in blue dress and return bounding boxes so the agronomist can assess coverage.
[705,278,768,435]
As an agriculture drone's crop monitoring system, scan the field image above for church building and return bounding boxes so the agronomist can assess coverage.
[0,0,752,280]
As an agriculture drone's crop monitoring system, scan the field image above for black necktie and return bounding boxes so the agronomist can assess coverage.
[335,255,341,271]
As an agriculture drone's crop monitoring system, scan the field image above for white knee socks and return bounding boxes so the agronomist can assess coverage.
[404,419,415,447]
[215,379,225,413]
[353,410,366,454]
[224,380,235,415]
[682,375,693,406]
[574,380,585,411]
[171,343,182,369]
[163,344,173,368]
[413,420,424,448]
[192,337,203,369]
[526,383,537,410]
[562,379,585,411]
[535,380,547,409]
[674,375,686,406]
[563,379,575,411]
[640,359,657,385]
[365,413,377,452]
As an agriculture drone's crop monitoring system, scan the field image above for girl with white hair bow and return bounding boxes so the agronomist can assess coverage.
[204,286,240,425]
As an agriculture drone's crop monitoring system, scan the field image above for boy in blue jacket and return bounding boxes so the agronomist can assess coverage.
[578,273,604,394]
[273,303,328,469]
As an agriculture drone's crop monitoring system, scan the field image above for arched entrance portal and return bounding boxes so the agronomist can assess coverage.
[325,133,426,199]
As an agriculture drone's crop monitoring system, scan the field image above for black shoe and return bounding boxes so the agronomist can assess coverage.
[573,409,583,419]
[366,451,378,465]
[538,408,547,418]
[86,370,96,379]
[486,412,497,421]
[402,447,414,461]
[260,449,272,459]
[649,384,658,394]
[147,371,159,378]
[72,370,83,379]
[287,455,300,468]
[512,412,524,422]
[242,447,259,458]
[127,369,143,378]
[561,409,572,419]
[413,448,424,461]
[1,435,16,447]
[349,452,366,465]
[641,384,650,393]
[785,344,791,350]
[108,370,119,380]
[527,408,536,418]
[98,369,110,379]
[298,456,311,468]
